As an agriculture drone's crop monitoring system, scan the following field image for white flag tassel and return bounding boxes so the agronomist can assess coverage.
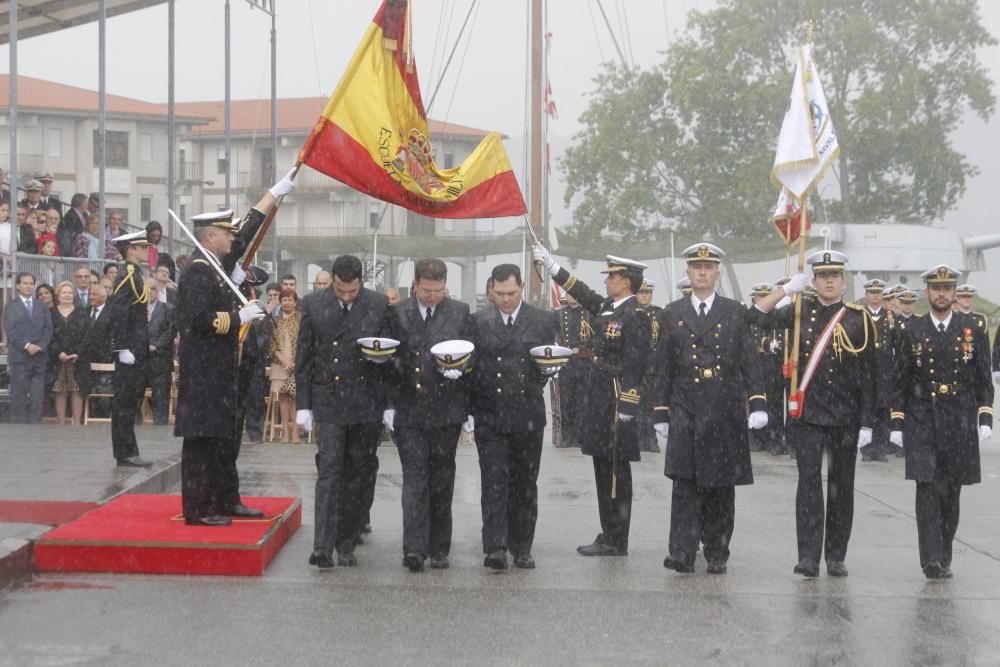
[770,44,840,201]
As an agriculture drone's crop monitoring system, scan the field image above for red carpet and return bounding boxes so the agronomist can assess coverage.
[34,495,301,576]
[0,500,98,526]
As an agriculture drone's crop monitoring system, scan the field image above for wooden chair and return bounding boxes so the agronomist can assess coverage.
[83,362,116,424]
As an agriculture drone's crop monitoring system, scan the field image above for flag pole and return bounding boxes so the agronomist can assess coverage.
[242,162,301,270]
[788,194,809,413]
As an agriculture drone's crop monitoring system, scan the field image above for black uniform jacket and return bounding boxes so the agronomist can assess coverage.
[553,268,650,461]
[749,298,877,430]
[108,261,150,364]
[867,307,895,410]
[889,312,994,485]
[388,296,473,429]
[295,287,393,425]
[468,302,557,435]
[174,249,244,438]
[653,295,767,487]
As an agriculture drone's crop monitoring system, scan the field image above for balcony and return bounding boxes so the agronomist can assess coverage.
[172,161,203,184]
[0,153,45,180]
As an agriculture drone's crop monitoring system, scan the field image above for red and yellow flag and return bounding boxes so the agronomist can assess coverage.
[298,0,526,219]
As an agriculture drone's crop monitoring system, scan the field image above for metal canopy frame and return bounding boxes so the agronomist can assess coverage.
[0,0,168,44]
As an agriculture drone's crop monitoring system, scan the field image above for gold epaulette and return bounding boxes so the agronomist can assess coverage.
[213,311,232,335]
[844,302,864,312]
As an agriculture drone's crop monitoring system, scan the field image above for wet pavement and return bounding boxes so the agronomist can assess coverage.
[2,427,1000,664]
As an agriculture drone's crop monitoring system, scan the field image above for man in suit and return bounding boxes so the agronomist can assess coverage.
[534,247,650,559]
[296,254,393,568]
[73,265,93,309]
[386,258,473,572]
[751,250,878,578]
[469,264,557,570]
[890,265,994,579]
[143,278,176,425]
[58,193,88,258]
[3,272,53,423]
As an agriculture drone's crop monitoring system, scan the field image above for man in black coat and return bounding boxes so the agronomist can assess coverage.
[107,231,153,467]
[386,258,474,572]
[889,265,994,579]
[57,194,88,258]
[175,170,294,526]
[142,278,176,425]
[469,263,557,570]
[296,254,393,568]
[651,243,768,575]
[534,246,651,558]
[750,250,878,578]
[554,292,592,449]
[861,278,893,462]
[635,280,662,453]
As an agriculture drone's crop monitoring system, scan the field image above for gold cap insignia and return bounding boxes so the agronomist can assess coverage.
[697,245,710,258]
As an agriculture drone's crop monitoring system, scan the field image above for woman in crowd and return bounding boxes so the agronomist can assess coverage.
[35,283,55,307]
[269,288,302,443]
[74,213,104,259]
[49,280,89,425]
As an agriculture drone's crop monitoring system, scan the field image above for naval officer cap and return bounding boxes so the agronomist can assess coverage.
[244,265,269,287]
[25,179,43,192]
[191,208,240,231]
[751,282,774,297]
[897,289,918,304]
[921,265,961,285]
[35,171,54,183]
[862,278,887,291]
[682,242,725,264]
[676,277,692,294]
[357,336,400,364]
[530,344,574,372]
[600,255,648,275]
[112,230,148,252]
[881,285,898,298]
[639,279,655,292]
[805,250,848,272]
[955,284,977,297]
[430,339,475,371]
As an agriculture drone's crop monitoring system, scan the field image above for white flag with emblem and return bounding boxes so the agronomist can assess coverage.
[771,43,840,201]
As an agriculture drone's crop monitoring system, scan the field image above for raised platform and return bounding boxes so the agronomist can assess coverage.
[33,495,301,577]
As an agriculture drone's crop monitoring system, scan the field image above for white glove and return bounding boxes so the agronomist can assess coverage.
[856,427,873,449]
[230,265,246,286]
[268,166,297,198]
[747,411,768,430]
[768,339,781,353]
[617,413,634,422]
[117,349,136,365]
[980,425,992,442]
[531,244,560,276]
[783,273,809,296]
[462,415,475,433]
[295,409,313,433]
[993,371,1000,385]
[654,423,669,438]
[239,300,266,324]
[438,368,463,380]
[776,295,792,309]
[382,409,395,432]
[889,431,903,447]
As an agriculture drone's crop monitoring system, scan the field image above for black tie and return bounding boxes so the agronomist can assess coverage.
[425,307,433,322]
[91,308,98,322]
[698,302,707,319]
[507,315,514,329]
[938,322,946,335]
[341,303,349,317]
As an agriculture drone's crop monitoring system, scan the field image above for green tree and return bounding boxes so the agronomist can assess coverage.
[560,0,996,245]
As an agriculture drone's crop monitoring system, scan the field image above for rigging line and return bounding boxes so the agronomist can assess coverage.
[427,0,450,96]
[620,0,635,66]
[306,0,325,96]
[586,0,606,63]
[440,0,481,126]
[594,0,629,68]
[241,55,271,204]
[613,0,632,67]
[431,0,458,101]
[426,0,479,113]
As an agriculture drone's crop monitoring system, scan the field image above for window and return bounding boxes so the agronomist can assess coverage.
[93,130,129,168]
[47,128,62,158]
[443,152,455,169]
[369,209,380,229]
[217,147,227,176]
[140,196,152,221]
[139,133,153,162]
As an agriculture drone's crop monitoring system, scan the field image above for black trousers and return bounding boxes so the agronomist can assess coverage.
[313,421,382,554]
[667,478,735,566]
[182,436,228,519]
[788,422,857,564]
[593,456,632,550]
[396,423,462,557]
[557,358,587,447]
[243,383,266,442]
[9,360,46,424]
[915,479,962,569]
[475,424,543,555]
[111,363,144,461]
[764,374,786,449]
[865,408,890,457]
[142,360,171,425]
[222,403,247,511]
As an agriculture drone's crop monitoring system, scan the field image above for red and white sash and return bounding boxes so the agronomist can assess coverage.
[788,306,847,418]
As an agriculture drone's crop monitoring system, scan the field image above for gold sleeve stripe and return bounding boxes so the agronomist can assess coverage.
[653,406,670,412]
[562,275,577,292]
[213,311,231,335]
[979,407,994,415]
[748,394,767,402]
[193,258,210,266]
[618,388,640,405]
[890,411,905,420]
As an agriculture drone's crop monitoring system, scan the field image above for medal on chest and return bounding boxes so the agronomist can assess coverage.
[604,321,622,339]
[962,327,974,362]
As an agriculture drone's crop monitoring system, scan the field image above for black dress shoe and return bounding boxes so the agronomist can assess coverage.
[663,555,694,573]
[872,452,889,462]
[484,550,508,570]
[403,552,425,572]
[513,553,536,569]
[895,447,905,458]
[940,566,953,579]
[576,536,627,557]
[184,515,232,527]
[923,561,944,579]
[117,456,153,467]
[338,551,357,567]
[861,453,873,462]
[794,559,819,578]
[354,534,365,546]
[429,555,450,569]
[225,503,264,518]
[827,561,849,577]
[706,561,727,575]
[309,550,334,568]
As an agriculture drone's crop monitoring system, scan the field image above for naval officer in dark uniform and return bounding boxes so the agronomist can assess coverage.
[533,245,651,558]
[108,230,153,467]
[469,264,557,569]
[296,254,394,568]
[174,169,295,526]
[386,258,474,572]
[889,265,994,579]
[635,279,662,454]
[750,250,878,578]
[954,284,988,333]
[653,243,768,574]
[861,278,892,462]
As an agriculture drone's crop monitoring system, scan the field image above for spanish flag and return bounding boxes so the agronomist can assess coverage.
[299,0,527,219]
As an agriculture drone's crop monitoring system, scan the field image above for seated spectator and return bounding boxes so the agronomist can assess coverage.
[58,194,87,257]
[77,282,114,399]
[269,289,302,443]
[49,280,88,425]
[74,213,103,259]
[36,283,55,307]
